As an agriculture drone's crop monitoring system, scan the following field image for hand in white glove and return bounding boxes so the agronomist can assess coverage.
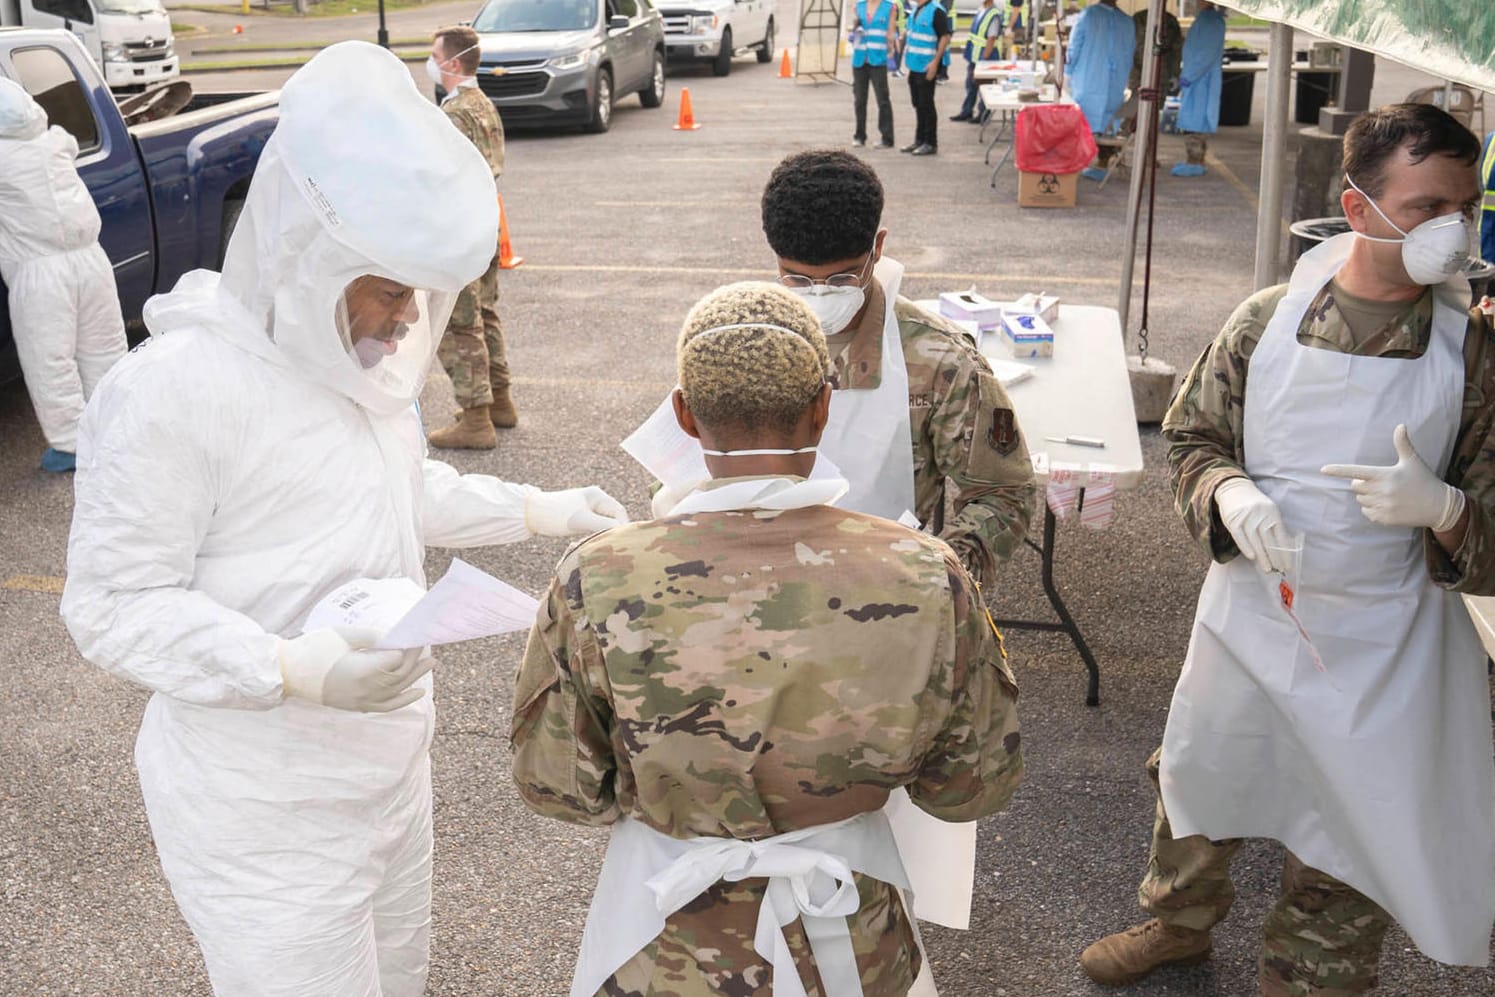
[650,481,691,519]
[1322,424,1465,532]
[278,627,432,713]
[525,486,630,537]
[1214,476,1294,574]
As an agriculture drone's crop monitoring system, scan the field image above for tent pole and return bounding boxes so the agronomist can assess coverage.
[1117,0,1164,331]
[1254,21,1293,290]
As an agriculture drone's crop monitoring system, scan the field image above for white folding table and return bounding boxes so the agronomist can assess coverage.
[917,301,1145,705]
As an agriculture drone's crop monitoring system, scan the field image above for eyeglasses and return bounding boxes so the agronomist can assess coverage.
[775,251,875,291]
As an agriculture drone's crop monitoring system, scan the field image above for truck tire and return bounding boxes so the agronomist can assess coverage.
[756,18,774,63]
[584,67,613,133]
[712,28,733,77]
[639,50,666,108]
[219,199,245,268]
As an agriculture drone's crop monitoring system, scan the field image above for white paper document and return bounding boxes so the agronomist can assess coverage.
[304,560,540,650]
[883,788,977,930]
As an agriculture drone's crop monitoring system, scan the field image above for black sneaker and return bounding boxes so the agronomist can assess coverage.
[949,113,972,121]
[911,143,937,156]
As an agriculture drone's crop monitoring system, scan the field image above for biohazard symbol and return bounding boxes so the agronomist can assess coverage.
[1037,173,1060,194]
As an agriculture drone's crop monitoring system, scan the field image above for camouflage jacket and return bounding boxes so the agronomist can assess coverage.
[441,84,505,179]
[1164,282,1495,594]
[510,485,1023,997]
[824,279,1037,586]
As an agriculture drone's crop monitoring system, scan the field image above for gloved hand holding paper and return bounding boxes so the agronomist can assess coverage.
[305,558,540,650]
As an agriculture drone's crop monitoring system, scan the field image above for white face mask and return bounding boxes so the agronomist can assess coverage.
[794,285,865,336]
[1345,174,1472,286]
[426,42,481,86]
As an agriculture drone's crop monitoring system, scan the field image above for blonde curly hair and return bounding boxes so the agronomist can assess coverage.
[677,281,830,439]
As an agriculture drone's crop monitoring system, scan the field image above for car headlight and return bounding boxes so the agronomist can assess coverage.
[690,14,717,33]
[102,42,127,61]
[548,50,588,71]
[163,43,175,58]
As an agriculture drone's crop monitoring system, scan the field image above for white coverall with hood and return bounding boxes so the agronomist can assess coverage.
[60,41,625,997]
[0,77,126,454]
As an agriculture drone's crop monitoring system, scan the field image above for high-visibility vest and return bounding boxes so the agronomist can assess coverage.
[965,4,1001,60]
[1482,132,1495,218]
[853,0,894,68]
[904,0,941,72]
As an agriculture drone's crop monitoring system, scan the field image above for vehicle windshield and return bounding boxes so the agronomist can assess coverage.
[472,0,597,32]
[94,0,166,13]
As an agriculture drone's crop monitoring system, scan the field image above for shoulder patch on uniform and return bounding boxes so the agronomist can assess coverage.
[988,407,1019,456]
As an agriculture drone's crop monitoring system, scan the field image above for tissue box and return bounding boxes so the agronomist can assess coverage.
[998,311,1054,358]
[1006,292,1060,324]
[939,290,1004,329]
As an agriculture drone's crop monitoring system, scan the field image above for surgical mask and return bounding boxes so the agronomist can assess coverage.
[425,42,480,86]
[1345,174,1472,285]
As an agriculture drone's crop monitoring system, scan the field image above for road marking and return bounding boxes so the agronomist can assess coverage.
[520,263,1117,285]
[2,574,65,594]
[1207,152,1292,240]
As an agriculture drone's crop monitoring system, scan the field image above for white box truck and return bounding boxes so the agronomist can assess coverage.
[1,0,178,91]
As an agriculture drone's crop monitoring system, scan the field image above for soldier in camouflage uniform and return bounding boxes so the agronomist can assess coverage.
[760,150,1036,587]
[1082,104,1495,994]
[512,281,1023,997]
[426,26,515,450]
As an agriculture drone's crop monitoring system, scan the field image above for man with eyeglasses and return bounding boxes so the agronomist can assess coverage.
[755,149,1036,585]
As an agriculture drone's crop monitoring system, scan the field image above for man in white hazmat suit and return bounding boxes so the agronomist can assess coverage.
[0,77,127,473]
[59,41,628,996]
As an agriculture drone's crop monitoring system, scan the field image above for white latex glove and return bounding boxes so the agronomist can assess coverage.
[1321,424,1465,532]
[1214,476,1293,574]
[525,486,630,537]
[278,627,432,713]
[650,481,691,519]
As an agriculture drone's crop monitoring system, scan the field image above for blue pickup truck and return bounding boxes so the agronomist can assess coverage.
[0,27,278,383]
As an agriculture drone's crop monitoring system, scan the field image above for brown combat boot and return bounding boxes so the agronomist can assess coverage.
[489,384,517,428]
[427,406,497,450]
[1079,919,1212,986]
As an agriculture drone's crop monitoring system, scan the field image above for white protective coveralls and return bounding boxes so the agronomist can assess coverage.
[61,41,622,997]
[1065,1,1136,135]
[0,77,126,454]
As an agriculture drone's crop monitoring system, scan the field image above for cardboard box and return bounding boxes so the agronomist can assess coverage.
[939,290,1004,329]
[1018,170,1078,209]
[998,311,1054,358]
[1007,292,1060,324]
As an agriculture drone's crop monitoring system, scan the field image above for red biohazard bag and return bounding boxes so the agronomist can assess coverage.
[1014,104,1098,174]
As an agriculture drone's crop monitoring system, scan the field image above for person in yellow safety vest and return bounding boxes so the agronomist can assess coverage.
[901,0,952,155]
[850,0,897,148]
[1481,130,1495,264]
[951,0,1003,123]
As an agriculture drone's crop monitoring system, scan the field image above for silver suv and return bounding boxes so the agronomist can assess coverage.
[467,0,667,133]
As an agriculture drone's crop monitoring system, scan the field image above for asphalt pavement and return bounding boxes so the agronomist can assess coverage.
[2,6,1494,995]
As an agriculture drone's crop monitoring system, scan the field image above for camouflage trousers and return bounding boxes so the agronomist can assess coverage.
[1184,133,1208,165]
[1138,747,1392,996]
[437,248,509,410]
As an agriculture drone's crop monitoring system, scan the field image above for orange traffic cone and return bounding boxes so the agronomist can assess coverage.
[233,24,244,33]
[497,194,523,269]
[672,87,701,131]
[778,48,792,78]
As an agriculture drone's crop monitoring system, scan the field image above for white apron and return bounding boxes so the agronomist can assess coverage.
[571,476,941,996]
[623,257,917,522]
[1159,233,1495,966]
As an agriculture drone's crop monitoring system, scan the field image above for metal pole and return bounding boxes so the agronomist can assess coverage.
[1253,21,1292,289]
[377,0,389,48]
[1117,0,1163,331]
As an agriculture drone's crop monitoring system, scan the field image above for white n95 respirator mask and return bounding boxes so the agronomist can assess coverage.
[791,285,865,336]
[1346,174,1472,286]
